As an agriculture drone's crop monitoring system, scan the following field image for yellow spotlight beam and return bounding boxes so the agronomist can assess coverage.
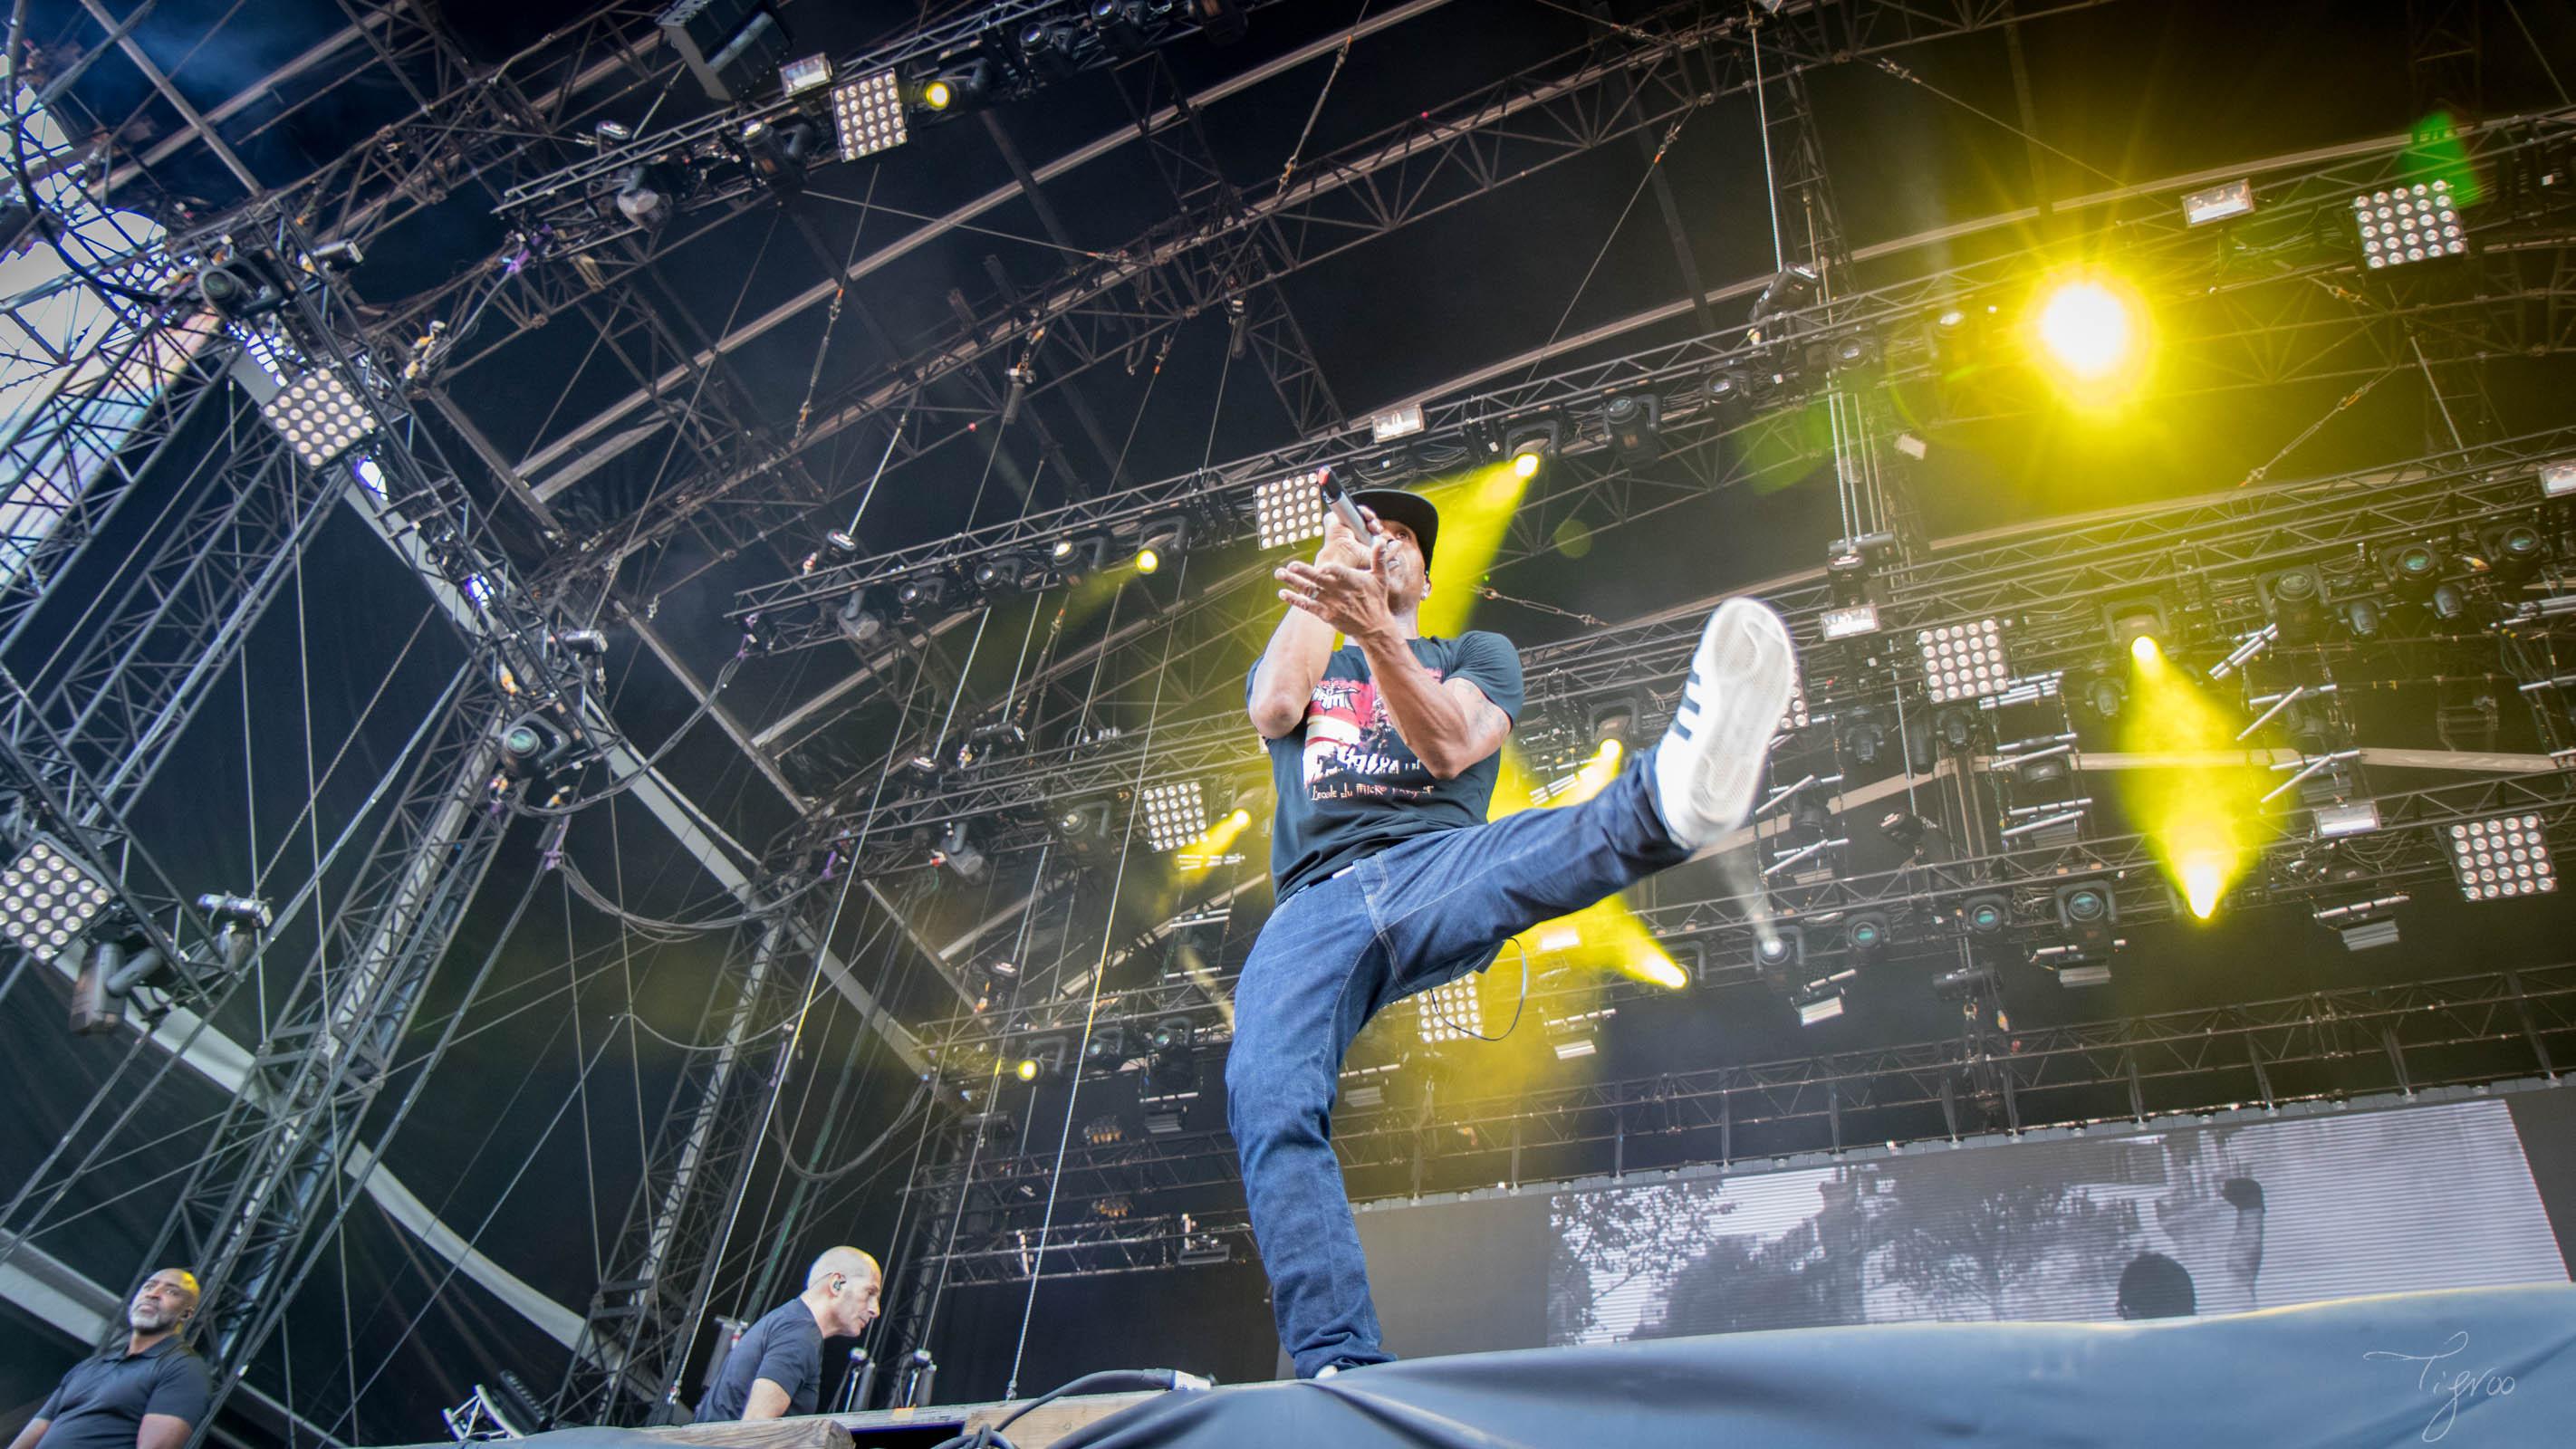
[1175,808,1251,871]
[1415,460,1531,639]
[2116,641,2270,920]
[1487,744,1686,992]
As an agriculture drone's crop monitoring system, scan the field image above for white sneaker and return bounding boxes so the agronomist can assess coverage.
[1651,598,1796,849]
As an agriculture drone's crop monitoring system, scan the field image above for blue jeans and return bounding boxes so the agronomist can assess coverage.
[1224,756,1688,1377]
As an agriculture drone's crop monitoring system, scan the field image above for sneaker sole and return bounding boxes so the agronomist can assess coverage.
[1673,600,1796,837]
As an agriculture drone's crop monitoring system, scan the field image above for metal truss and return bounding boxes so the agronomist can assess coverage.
[22,3,669,271]
[1105,50,1343,440]
[908,963,2576,1280]
[554,916,817,1425]
[491,1,1308,231]
[547,0,2110,577]
[134,657,515,1388]
[731,108,2576,661]
[909,763,2576,1073]
[51,209,624,1437]
[775,422,2576,857]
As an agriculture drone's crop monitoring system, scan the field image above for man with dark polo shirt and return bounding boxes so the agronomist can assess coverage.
[1236,489,1794,1377]
[697,1248,879,1421]
[9,1269,211,1449]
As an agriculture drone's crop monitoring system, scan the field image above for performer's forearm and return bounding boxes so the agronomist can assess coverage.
[1248,606,1339,738]
[1355,630,1486,778]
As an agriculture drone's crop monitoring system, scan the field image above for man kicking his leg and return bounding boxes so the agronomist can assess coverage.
[1232,487,1794,1379]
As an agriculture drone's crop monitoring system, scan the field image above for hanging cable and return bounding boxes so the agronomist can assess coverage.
[510,652,747,818]
[558,846,820,936]
[1004,310,1240,1396]
[1517,107,1697,386]
[1275,4,1370,192]
[766,1079,932,1182]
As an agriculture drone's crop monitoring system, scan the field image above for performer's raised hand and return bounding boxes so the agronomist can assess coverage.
[1314,502,1383,572]
[1277,524,1396,641]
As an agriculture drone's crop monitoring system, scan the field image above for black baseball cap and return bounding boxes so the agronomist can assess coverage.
[1348,488,1440,570]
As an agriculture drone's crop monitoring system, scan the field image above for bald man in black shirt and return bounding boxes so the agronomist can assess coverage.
[10,1269,212,1449]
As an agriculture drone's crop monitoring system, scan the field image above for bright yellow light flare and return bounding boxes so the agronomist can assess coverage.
[1176,808,1252,870]
[2025,268,2155,412]
[1135,545,1160,574]
[2034,281,2133,378]
[2180,852,2229,920]
[2130,633,2163,668]
[1512,450,1542,479]
[1414,460,1531,638]
[2116,647,2269,926]
[1481,746,1674,990]
[1014,1058,1039,1082]
[922,79,955,110]
[1631,953,1687,990]
[1554,737,1624,807]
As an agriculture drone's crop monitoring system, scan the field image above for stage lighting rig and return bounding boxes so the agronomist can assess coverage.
[1340,1061,1398,1108]
[1546,1007,1613,1061]
[1768,671,1812,738]
[1821,533,1896,640]
[2259,566,2328,643]
[1186,0,1248,43]
[779,52,833,98]
[260,369,380,469]
[1082,1028,1129,1076]
[2311,862,2407,952]
[498,712,574,782]
[2052,878,2117,952]
[1747,264,1820,345]
[933,821,986,882]
[196,245,294,320]
[1933,960,2001,1001]
[0,834,112,962]
[1139,781,1206,852]
[893,570,951,618]
[1841,910,1891,961]
[1753,924,1807,984]
[601,160,684,229]
[1959,892,2012,939]
[1416,973,1482,1044]
[1916,617,2010,705]
[2475,523,2547,585]
[829,68,908,160]
[1600,394,1661,465]
[1254,467,1331,549]
[1134,518,1187,574]
[1793,969,1854,1026]
[2183,178,2256,226]
[2104,595,2171,661]
[836,595,888,646]
[2447,815,2554,901]
[2543,460,2576,499]
[738,116,822,192]
[2381,540,2447,600]
[2354,180,2465,268]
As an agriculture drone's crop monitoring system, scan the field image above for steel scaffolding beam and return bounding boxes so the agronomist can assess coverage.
[554,916,812,1425]
[771,422,2576,853]
[732,110,2576,656]
[533,0,2103,577]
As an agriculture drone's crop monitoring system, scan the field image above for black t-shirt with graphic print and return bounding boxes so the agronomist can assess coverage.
[1251,631,1523,899]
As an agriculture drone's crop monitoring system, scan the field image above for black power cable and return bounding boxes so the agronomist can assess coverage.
[922,1368,1213,1449]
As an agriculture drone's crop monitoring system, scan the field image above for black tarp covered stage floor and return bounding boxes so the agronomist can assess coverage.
[396,1283,2576,1448]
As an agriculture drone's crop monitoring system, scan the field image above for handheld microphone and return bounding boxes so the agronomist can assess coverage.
[1315,469,1380,553]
